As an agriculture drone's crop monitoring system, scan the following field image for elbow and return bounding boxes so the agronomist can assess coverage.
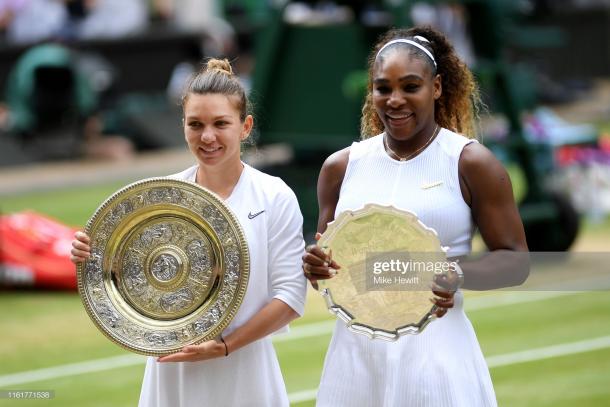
[515,265,530,286]
[273,297,303,324]
[286,308,301,324]
[513,251,530,287]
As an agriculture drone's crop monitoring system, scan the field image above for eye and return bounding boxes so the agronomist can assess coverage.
[404,84,420,92]
[375,86,390,94]
[187,121,202,129]
[215,120,229,127]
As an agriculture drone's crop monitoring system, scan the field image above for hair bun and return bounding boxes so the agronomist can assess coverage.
[206,58,234,75]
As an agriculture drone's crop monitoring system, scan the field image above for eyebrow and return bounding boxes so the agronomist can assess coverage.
[185,114,233,120]
[373,74,424,84]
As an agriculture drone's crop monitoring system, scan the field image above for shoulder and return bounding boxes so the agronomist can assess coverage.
[247,167,304,228]
[320,146,350,179]
[436,128,477,154]
[166,165,197,181]
[247,165,299,204]
[321,134,380,175]
[459,141,504,175]
[458,141,512,202]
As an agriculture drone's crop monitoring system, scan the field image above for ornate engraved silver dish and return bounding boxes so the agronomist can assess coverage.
[318,204,447,341]
[77,178,249,356]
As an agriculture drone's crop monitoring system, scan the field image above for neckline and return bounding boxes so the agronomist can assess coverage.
[379,128,443,164]
[191,162,249,202]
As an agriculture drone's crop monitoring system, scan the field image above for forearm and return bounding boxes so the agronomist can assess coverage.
[223,299,299,354]
[459,249,530,290]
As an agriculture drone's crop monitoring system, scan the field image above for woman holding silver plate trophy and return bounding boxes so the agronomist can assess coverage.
[303,26,529,406]
[71,59,307,406]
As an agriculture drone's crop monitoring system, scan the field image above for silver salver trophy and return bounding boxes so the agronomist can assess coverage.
[318,204,448,341]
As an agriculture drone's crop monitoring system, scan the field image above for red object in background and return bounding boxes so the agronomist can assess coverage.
[0,211,78,290]
[600,133,610,153]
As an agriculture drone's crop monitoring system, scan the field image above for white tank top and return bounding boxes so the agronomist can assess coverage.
[336,128,476,257]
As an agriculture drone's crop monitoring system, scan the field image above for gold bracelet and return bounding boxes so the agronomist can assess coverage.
[219,336,229,356]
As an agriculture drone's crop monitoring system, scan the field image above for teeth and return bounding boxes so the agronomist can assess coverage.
[388,113,411,119]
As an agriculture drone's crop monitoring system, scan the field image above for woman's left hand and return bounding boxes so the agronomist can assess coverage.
[157,339,226,363]
[430,267,460,318]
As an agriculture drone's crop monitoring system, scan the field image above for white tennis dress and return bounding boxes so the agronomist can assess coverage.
[316,129,497,406]
[138,163,307,407]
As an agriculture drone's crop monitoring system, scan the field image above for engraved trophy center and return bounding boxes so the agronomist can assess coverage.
[116,218,220,321]
[152,253,179,281]
[150,249,183,284]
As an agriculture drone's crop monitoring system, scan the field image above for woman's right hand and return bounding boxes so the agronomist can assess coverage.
[301,233,341,290]
[70,231,91,264]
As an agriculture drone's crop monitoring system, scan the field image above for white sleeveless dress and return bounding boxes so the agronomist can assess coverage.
[316,129,497,407]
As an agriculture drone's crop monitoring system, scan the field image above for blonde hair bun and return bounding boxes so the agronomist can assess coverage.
[206,58,234,75]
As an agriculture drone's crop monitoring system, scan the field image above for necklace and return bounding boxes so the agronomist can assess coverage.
[383,124,440,162]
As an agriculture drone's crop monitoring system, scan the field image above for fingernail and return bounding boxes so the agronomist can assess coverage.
[323,262,328,267]
[329,269,337,276]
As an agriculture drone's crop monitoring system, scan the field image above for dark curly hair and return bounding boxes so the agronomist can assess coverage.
[360,26,482,139]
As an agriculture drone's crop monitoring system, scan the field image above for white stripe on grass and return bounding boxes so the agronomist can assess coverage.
[0,355,144,387]
[288,389,320,405]
[0,291,593,387]
[466,290,579,311]
[486,335,610,368]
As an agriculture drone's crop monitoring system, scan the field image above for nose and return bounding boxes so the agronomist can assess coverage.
[200,127,216,143]
[387,89,405,108]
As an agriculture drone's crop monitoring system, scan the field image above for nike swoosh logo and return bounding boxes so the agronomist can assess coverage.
[248,210,265,219]
[421,181,443,190]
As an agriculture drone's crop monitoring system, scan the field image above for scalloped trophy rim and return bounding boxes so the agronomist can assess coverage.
[318,203,449,341]
[77,177,250,356]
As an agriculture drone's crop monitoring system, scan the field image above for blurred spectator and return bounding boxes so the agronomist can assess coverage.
[0,0,66,44]
[64,0,148,40]
[282,1,397,26]
[0,0,148,44]
[411,2,475,67]
[152,0,235,56]
[1,43,134,161]
[283,1,354,25]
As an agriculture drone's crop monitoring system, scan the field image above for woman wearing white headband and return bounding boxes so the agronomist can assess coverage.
[303,26,528,406]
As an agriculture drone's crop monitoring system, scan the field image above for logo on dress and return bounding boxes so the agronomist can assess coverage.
[420,181,443,190]
[248,210,265,219]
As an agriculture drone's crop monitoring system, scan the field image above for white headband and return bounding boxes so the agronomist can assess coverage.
[376,37,437,68]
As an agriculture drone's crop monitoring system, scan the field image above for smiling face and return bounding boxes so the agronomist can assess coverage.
[372,49,441,142]
[183,93,253,169]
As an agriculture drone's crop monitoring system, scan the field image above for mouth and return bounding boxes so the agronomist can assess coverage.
[199,146,222,155]
[386,112,413,126]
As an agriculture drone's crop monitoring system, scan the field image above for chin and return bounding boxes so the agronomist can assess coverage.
[386,128,415,141]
